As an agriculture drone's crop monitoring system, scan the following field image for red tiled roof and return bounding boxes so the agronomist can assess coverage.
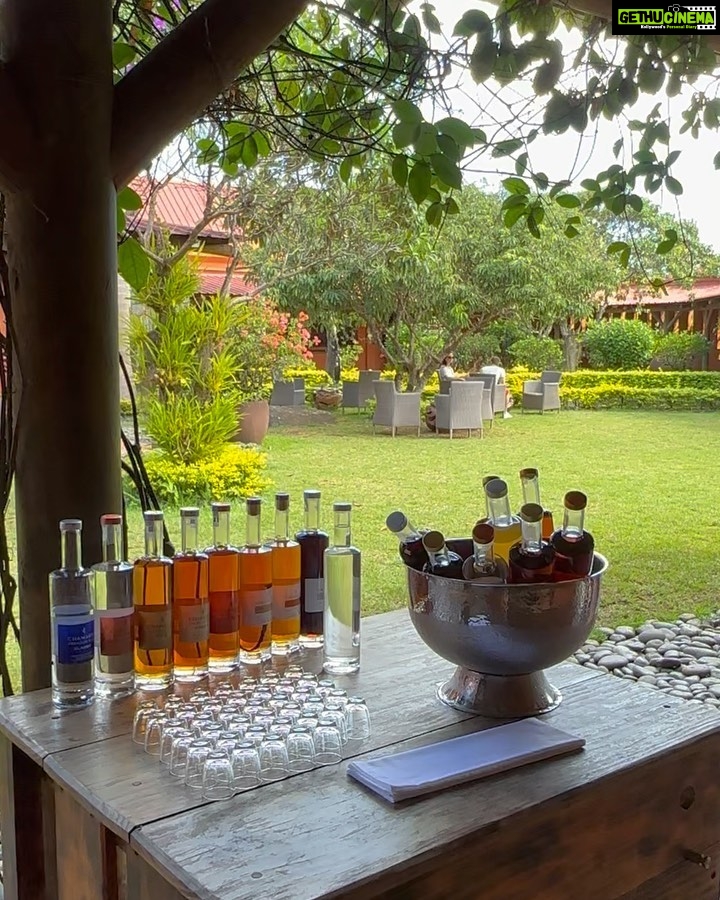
[190,251,256,297]
[607,277,720,307]
[130,177,234,240]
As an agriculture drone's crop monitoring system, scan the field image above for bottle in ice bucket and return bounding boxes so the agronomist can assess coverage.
[519,468,554,541]
[508,503,556,584]
[483,478,522,563]
[385,511,426,570]
[481,474,501,519]
[551,491,595,580]
[421,530,464,579]
[462,522,508,584]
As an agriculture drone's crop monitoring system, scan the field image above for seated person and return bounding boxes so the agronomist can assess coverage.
[438,353,459,381]
[480,355,513,419]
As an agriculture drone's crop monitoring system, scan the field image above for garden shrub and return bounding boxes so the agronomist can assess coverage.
[583,319,655,370]
[508,336,563,371]
[145,394,238,465]
[136,443,271,506]
[652,331,710,370]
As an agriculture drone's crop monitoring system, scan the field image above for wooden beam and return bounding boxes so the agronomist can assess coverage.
[111,0,309,188]
[0,69,37,194]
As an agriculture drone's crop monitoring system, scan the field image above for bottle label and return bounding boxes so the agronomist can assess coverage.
[273,583,301,620]
[178,602,210,644]
[55,614,94,665]
[96,608,134,659]
[137,607,172,651]
[303,578,324,614]
[241,588,272,627]
[353,576,361,614]
[209,590,239,635]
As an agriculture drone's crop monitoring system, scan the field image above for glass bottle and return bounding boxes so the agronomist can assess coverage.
[508,503,556,584]
[206,502,240,672]
[481,474,502,519]
[323,502,361,675]
[461,522,508,583]
[421,530,464,579]
[173,507,210,682]
[92,514,134,699]
[238,497,272,662]
[551,491,595,580]
[49,519,95,708]
[520,467,554,541]
[133,510,173,690]
[296,489,329,648]
[385,511,426,570]
[268,493,301,655]
[484,478,522,563]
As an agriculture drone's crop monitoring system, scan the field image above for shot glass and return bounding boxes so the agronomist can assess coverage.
[202,751,234,801]
[269,716,293,740]
[132,701,159,745]
[259,734,289,783]
[323,702,349,744]
[197,722,225,747]
[169,729,196,778]
[231,741,262,791]
[159,721,186,766]
[286,726,315,773]
[245,724,267,748]
[184,739,213,790]
[143,712,169,756]
[345,697,372,741]
[313,716,342,766]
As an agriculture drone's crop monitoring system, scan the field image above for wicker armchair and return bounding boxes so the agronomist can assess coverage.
[522,370,562,413]
[468,373,502,422]
[435,380,485,439]
[270,378,305,407]
[372,381,421,437]
[342,369,381,412]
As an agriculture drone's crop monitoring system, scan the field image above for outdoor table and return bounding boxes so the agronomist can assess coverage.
[2,608,720,900]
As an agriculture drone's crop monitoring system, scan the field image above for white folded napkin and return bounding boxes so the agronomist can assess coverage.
[347,717,584,803]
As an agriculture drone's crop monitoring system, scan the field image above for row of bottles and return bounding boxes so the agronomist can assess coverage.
[387,469,595,586]
[50,491,361,709]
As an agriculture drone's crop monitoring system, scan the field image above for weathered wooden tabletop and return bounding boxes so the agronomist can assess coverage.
[2,608,720,900]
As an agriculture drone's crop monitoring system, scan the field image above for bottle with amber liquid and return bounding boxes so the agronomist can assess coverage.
[205,502,240,672]
[421,531,464,579]
[508,504,556,584]
[385,510,426,570]
[172,508,210,682]
[133,510,173,690]
[519,468,554,541]
[238,497,272,662]
[462,522,508,584]
[296,489,329,648]
[268,492,301,655]
[551,491,595,580]
[484,478,522,563]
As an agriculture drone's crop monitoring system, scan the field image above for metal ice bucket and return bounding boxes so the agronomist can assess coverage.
[406,539,608,718]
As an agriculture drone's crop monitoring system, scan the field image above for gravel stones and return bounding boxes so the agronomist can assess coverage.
[573,616,720,711]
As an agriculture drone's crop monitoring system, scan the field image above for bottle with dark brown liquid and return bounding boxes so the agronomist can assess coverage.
[508,503,555,584]
[462,522,508,583]
[238,498,272,662]
[519,468,554,541]
[421,530,464,579]
[172,507,210,682]
[206,502,240,672]
[296,489,329,648]
[133,511,173,690]
[551,491,595,580]
[385,510,426,569]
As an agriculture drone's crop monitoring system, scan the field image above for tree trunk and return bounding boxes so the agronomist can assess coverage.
[325,321,341,382]
[2,0,120,691]
[560,321,580,372]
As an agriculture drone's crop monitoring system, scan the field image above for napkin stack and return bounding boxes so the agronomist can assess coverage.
[347,717,584,803]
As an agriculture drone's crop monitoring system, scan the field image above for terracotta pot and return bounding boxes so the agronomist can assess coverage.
[235,399,270,445]
[314,389,341,410]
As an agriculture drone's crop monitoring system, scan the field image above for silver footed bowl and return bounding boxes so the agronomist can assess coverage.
[406,540,608,719]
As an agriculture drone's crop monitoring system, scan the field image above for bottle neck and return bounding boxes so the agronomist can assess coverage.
[61,530,81,570]
[144,517,163,558]
[304,497,320,532]
[212,507,230,547]
[487,493,513,527]
[275,506,290,542]
[562,506,585,540]
[101,522,122,563]
[521,518,543,555]
[332,510,352,547]
[520,474,541,507]
[473,540,495,573]
[246,509,262,548]
[181,514,199,553]
[390,520,419,544]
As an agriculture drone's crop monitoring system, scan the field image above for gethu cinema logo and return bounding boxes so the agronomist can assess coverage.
[617,5,716,26]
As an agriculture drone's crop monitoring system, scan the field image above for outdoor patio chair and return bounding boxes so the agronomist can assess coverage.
[341,369,381,412]
[372,380,421,437]
[522,370,562,413]
[435,380,485,439]
[270,377,305,407]
[469,372,509,416]
[438,378,453,395]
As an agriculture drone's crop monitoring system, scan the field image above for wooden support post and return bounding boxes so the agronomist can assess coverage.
[54,785,118,900]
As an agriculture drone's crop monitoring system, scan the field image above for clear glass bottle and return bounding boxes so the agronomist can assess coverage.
[49,519,95,708]
[173,507,210,682]
[484,478,522,563]
[385,511,427,570]
[462,522,508,583]
[92,514,134,699]
[421,530,464,579]
[481,474,502,519]
[519,467,554,541]
[508,503,556,584]
[551,491,595,580]
[205,502,240,672]
[133,510,173,690]
[296,489,329,648]
[267,493,301,656]
[238,498,272,662]
[323,502,361,675]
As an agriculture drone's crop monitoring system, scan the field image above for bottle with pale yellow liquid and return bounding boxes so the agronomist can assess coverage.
[483,478,522,563]
[519,468,554,541]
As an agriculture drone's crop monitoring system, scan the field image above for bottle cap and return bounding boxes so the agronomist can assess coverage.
[59,518,82,532]
[180,507,200,517]
[519,503,543,523]
[275,493,290,511]
[333,501,352,512]
[143,510,163,522]
[386,511,408,533]
[484,478,508,499]
[422,530,445,553]
[519,467,539,480]
[472,522,495,545]
[100,514,122,526]
[211,501,231,512]
[482,474,501,487]
[304,489,321,499]
[246,497,262,514]
[564,491,587,511]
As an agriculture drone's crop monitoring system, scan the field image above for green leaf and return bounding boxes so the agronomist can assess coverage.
[607,240,629,256]
[555,193,581,209]
[527,209,541,239]
[504,204,526,227]
[612,138,623,159]
[435,117,475,148]
[112,41,136,69]
[619,246,631,267]
[626,194,643,213]
[445,197,460,215]
[532,172,549,191]
[471,127,487,144]
[391,155,408,187]
[421,5,442,33]
[392,121,421,149]
[515,152,528,175]
[118,237,150,292]
[116,205,126,234]
[656,239,676,255]
[470,40,498,82]
[425,202,443,226]
[502,176,530,195]
[437,133,461,162]
[339,157,353,183]
[581,178,600,192]
[408,161,432,204]
[414,123,438,156]
[453,9,492,37]
[430,153,462,189]
[117,186,142,211]
[392,99,423,124]
[665,150,681,167]
[564,224,580,238]
[241,135,258,168]
[664,175,683,196]
[253,131,272,157]
[492,138,523,158]
[714,151,720,171]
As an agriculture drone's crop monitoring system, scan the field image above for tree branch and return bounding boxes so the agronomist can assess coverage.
[111,0,309,188]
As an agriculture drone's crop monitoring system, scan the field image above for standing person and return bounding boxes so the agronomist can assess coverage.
[481,356,513,419]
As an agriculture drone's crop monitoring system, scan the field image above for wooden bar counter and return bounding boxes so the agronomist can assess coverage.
[2,609,720,900]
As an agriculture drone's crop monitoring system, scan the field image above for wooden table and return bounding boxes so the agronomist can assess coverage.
[2,609,720,900]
